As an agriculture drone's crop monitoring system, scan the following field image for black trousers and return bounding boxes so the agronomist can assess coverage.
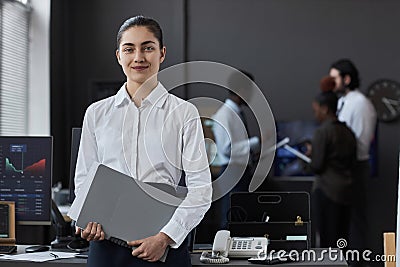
[87,239,191,267]
[312,188,351,248]
[348,160,370,267]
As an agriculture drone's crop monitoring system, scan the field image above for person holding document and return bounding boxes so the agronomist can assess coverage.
[73,15,212,266]
[308,76,357,248]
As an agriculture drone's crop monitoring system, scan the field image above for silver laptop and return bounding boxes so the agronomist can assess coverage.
[76,164,185,244]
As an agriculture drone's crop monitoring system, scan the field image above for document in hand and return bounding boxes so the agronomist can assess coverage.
[75,164,185,245]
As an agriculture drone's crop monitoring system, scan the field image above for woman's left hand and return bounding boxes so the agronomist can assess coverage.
[128,232,173,262]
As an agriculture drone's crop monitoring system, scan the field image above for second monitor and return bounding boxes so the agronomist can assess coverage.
[0,136,53,225]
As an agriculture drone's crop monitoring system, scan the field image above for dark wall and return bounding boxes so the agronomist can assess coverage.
[186,1,400,261]
[51,0,400,262]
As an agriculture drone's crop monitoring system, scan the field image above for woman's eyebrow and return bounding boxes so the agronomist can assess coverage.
[121,40,156,47]
[141,40,156,46]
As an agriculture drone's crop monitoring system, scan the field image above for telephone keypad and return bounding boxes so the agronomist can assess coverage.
[232,240,253,250]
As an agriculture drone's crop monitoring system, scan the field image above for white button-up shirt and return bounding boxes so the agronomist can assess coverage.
[337,90,377,161]
[74,82,212,248]
[211,99,260,166]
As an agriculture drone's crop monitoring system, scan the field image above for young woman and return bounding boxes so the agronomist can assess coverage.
[73,16,212,266]
[309,76,357,248]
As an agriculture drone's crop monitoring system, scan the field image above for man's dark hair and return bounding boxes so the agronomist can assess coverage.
[117,15,163,49]
[330,59,360,90]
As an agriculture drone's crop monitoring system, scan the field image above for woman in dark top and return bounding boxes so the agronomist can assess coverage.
[309,76,357,248]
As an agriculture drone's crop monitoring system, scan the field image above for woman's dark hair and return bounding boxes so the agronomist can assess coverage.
[314,91,338,115]
[330,59,360,90]
[116,15,163,49]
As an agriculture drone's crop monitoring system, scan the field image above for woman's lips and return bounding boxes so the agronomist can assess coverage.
[132,66,149,71]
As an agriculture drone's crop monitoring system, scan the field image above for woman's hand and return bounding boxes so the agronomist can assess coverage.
[128,232,173,262]
[304,142,312,157]
[76,222,105,241]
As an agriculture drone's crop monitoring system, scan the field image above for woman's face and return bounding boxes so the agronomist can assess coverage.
[116,26,166,86]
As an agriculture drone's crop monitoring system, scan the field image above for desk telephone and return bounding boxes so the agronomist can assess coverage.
[200,230,268,264]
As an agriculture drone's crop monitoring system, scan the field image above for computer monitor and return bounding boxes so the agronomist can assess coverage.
[68,128,82,204]
[0,136,52,225]
[274,120,317,176]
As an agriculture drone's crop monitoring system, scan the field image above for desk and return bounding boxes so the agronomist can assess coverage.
[0,246,347,266]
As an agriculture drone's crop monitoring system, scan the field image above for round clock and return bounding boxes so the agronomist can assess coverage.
[367,79,400,122]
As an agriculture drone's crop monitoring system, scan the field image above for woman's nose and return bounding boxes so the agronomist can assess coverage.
[134,51,145,63]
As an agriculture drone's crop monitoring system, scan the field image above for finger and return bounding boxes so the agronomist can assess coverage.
[75,226,81,235]
[147,256,158,262]
[93,223,102,240]
[131,247,144,257]
[100,231,105,240]
[127,239,143,247]
[136,251,148,259]
[89,222,98,240]
[82,222,93,239]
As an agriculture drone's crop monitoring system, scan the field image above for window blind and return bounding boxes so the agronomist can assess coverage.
[0,0,31,135]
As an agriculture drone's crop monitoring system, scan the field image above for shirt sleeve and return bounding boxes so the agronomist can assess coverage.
[212,118,232,158]
[212,113,259,165]
[160,105,212,248]
[310,127,326,174]
[74,104,99,198]
[352,102,377,158]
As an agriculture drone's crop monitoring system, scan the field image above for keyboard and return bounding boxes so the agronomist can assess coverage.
[0,245,17,254]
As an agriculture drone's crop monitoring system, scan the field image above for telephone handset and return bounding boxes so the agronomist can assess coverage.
[200,230,268,264]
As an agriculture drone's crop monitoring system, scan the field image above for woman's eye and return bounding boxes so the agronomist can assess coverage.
[144,46,154,51]
[123,48,133,53]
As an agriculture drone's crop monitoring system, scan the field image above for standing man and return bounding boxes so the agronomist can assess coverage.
[211,70,260,229]
[329,59,377,265]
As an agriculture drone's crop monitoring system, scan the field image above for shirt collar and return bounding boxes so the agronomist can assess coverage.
[225,98,241,114]
[114,83,131,107]
[342,89,359,100]
[144,82,168,108]
[114,82,168,108]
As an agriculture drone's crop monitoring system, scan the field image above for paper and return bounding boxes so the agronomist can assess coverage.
[1,251,77,262]
[283,144,311,163]
[263,137,290,155]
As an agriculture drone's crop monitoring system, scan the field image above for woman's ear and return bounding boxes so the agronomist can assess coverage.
[160,46,166,63]
[116,49,122,65]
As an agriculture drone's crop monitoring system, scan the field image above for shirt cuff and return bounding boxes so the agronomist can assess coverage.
[160,219,189,249]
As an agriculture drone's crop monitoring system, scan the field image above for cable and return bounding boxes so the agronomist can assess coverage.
[200,251,229,264]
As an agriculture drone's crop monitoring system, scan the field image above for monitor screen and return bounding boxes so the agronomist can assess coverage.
[68,128,82,204]
[0,203,9,237]
[274,120,317,176]
[0,136,52,225]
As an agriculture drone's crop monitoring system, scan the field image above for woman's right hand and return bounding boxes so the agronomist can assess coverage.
[76,222,105,241]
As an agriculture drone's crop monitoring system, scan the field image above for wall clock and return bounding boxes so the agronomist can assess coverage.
[367,79,400,122]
